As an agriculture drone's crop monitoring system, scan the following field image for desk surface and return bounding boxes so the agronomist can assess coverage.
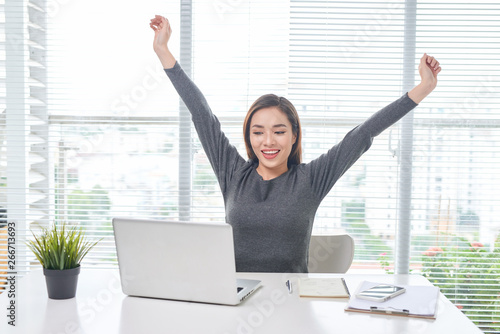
[0,269,481,334]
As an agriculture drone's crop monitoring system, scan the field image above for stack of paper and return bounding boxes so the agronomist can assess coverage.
[345,281,440,319]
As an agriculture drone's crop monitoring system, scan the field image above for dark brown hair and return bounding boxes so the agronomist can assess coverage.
[243,94,302,166]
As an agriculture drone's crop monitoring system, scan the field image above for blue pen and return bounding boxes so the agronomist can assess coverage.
[285,280,293,294]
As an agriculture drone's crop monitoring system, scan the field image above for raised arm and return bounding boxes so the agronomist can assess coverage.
[150,15,177,69]
[149,15,245,194]
[408,53,441,104]
[307,54,441,200]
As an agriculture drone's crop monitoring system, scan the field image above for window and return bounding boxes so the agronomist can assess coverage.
[1,1,499,331]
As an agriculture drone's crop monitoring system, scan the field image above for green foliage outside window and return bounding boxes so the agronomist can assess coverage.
[342,200,391,261]
[65,186,111,225]
[420,235,500,333]
[379,234,500,333]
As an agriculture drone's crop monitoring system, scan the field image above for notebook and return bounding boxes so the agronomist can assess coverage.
[298,277,350,298]
[112,217,261,305]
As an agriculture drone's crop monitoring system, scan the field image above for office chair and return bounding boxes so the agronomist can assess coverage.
[307,234,355,273]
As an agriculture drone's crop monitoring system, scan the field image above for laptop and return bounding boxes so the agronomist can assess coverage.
[112,217,261,305]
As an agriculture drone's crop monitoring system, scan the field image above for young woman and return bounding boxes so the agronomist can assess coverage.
[150,15,441,273]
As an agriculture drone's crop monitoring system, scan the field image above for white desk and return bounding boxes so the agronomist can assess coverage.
[0,269,481,334]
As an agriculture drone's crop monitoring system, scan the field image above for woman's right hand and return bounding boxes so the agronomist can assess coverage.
[150,15,176,69]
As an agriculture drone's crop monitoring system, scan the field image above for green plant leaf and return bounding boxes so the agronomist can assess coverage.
[25,223,101,270]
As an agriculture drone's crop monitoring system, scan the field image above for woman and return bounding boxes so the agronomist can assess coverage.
[150,15,441,273]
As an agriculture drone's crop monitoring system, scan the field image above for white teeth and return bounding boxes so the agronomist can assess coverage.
[263,150,279,154]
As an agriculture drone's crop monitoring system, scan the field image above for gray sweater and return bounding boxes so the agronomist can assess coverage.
[165,62,418,273]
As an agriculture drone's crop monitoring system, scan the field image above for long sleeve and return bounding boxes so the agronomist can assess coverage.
[164,62,245,194]
[306,93,418,200]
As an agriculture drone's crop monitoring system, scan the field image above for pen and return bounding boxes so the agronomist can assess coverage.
[285,280,293,294]
[341,277,351,297]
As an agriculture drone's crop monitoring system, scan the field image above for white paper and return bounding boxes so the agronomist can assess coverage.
[347,281,439,316]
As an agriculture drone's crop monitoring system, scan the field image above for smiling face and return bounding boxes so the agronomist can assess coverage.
[249,107,297,180]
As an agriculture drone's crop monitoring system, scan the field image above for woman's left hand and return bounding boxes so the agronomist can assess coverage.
[408,54,442,103]
[419,53,441,92]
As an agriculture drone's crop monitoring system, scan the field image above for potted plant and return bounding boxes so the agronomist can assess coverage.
[26,223,100,299]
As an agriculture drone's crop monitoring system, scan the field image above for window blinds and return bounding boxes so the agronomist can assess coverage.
[1,1,499,331]
[410,1,500,332]
[289,1,500,331]
[289,0,408,269]
[1,0,51,285]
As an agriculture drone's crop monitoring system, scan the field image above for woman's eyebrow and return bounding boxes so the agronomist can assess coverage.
[251,124,288,128]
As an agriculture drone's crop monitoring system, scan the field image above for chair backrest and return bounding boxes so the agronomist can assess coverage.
[307,234,355,273]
